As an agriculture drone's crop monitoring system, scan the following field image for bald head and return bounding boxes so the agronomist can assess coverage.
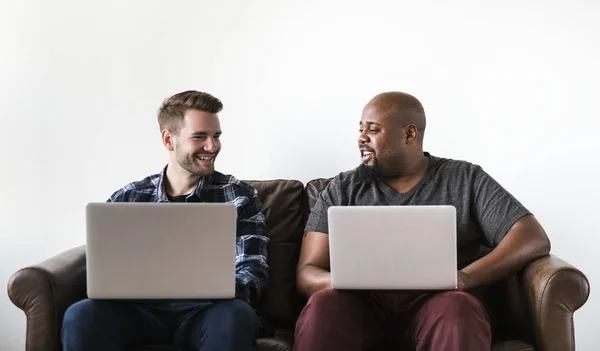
[365,91,426,137]
[358,91,428,179]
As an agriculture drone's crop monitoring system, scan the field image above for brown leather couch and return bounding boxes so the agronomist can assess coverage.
[7,179,590,351]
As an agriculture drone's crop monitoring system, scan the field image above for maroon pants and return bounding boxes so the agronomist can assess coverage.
[293,289,491,351]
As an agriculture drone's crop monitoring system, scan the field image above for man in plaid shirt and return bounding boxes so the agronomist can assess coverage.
[61,91,269,351]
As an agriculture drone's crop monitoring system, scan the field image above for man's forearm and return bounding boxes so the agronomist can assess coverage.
[297,264,332,298]
[459,216,550,290]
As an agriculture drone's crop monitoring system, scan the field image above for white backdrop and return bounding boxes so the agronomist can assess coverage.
[1,0,598,350]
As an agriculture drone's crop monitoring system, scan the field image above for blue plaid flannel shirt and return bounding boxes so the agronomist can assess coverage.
[107,166,269,308]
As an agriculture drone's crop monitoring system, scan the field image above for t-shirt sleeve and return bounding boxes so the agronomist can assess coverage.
[471,166,532,247]
[304,178,341,234]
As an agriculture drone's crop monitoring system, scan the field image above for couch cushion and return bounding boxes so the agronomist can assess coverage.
[255,335,293,351]
[246,180,307,329]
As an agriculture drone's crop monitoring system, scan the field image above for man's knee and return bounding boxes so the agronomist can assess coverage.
[63,299,101,331]
[426,291,491,335]
[62,299,112,348]
[209,299,257,331]
[294,290,373,351]
[306,288,353,309]
[414,291,491,350]
[298,289,360,325]
[443,291,487,318]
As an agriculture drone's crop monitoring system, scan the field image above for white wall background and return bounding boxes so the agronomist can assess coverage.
[1,0,598,349]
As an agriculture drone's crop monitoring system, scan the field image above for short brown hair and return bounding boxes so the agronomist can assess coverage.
[157,90,223,134]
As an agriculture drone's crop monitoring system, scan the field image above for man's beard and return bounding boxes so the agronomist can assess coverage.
[175,149,213,176]
[356,158,382,183]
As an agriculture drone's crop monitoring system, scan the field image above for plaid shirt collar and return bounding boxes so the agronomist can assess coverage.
[155,165,216,202]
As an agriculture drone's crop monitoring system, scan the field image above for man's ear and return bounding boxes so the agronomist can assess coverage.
[405,124,418,145]
[162,129,176,151]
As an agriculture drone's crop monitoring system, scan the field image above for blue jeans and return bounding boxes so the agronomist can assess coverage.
[61,298,258,351]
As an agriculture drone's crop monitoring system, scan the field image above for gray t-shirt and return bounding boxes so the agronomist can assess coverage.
[305,153,532,268]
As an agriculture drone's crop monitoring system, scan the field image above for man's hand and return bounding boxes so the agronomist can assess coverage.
[457,270,472,291]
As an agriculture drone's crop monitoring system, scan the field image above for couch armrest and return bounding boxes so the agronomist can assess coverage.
[7,245,87,351]
[506,254,590,351]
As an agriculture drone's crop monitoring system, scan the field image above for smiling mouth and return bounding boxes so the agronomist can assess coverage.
[361,150,374,161]
[196,155,216,164]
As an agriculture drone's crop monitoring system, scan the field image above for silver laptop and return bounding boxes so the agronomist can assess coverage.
[328,205,457,290]
[86,202,237,299]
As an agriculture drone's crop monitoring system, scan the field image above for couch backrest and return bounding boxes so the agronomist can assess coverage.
[245,179,308,329]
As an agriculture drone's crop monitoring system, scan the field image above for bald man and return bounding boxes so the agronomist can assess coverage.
[293,92,551,351]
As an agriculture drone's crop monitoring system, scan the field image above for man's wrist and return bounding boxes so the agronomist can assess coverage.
[457,270,474,291]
